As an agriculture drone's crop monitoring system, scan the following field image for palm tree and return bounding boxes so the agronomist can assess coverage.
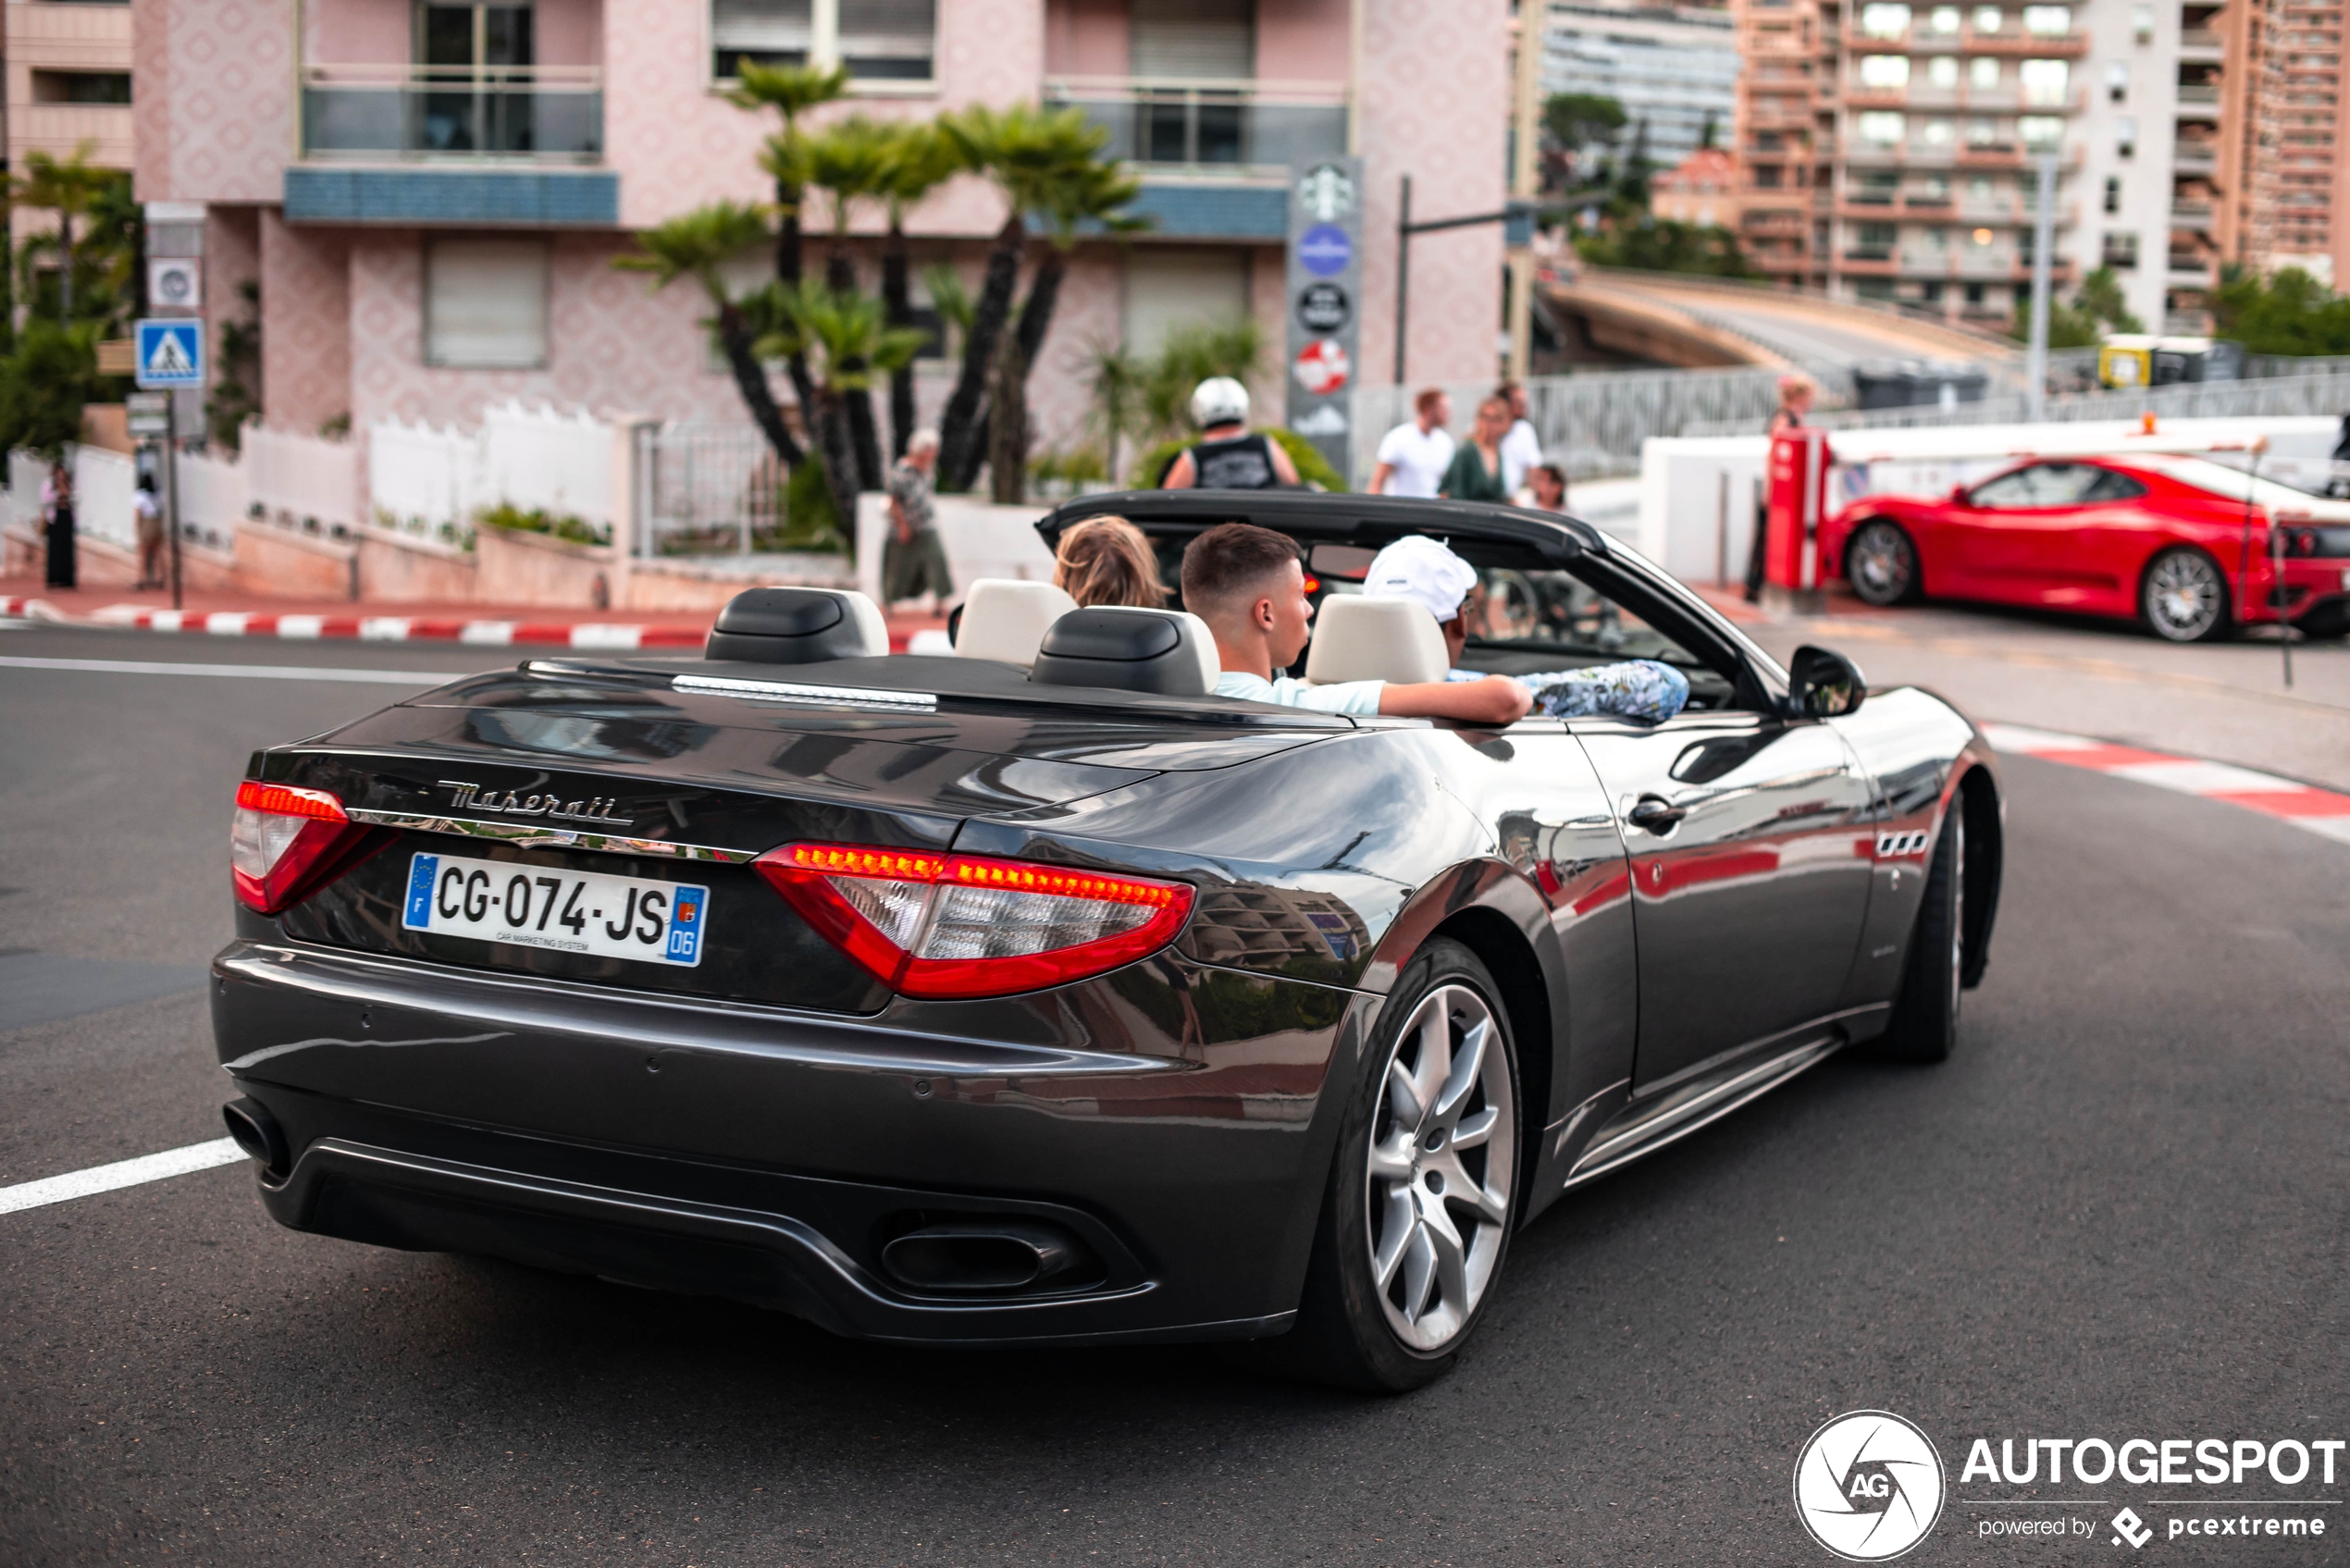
[13,143,115,324]
[878,123,966,459]
[782,115,904,488]
[989,155,1144,501]
[1078,340,1143,487]
[613,201,804,466]
[727,62,848,449]
[933,104,1116,492]
[755,278,927,552]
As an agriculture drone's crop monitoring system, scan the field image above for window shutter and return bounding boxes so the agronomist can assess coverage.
[426,240,550,369]
[838,0,935,80]
[1130,0,1255,80]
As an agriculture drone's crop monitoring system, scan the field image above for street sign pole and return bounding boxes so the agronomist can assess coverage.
[164,394,183,611]
[2025,152,2057,424]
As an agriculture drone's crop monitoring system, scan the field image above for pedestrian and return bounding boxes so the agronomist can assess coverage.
[1369,389,1453,498]
[883,427,953,611]
[42,460,76,590]
[1159,378,1300,489]
[1496,379,1543,497]
[1053,514,1168,609]
[1438,394,1514,504]
[1768,373,1815,435]
[1526,463,1570,512]
[133,475,164,589]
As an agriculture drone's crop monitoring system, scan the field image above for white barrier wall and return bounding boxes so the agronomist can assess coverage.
[70,445,135,550]
[370,402,616,537]
[175,450,250,545]
[1638,416,2344,587]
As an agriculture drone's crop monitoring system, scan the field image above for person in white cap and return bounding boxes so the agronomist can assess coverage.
[1161,377,1300,489]
[1361,535,1691,722]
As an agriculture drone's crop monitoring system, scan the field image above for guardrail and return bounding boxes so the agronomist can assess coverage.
[1680,364,2350,438]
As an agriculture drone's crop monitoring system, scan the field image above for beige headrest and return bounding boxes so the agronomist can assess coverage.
[954,578,1079,667]
[1305,594,1449,686]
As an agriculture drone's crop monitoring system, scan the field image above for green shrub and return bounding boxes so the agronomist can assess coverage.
[476,500,609,548]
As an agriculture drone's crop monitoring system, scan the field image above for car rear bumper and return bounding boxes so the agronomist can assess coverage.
[210,938,1365,1345]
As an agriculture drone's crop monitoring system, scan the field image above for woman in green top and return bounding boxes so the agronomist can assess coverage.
[1439,394,1514,503]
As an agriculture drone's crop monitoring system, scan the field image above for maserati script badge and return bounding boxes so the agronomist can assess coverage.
[439,781,636,827]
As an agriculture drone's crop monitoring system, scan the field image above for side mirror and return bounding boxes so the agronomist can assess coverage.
[1948,484,1971,506]
[1786,644,1866,719]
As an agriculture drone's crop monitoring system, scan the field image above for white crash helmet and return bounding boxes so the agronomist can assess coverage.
[1190,377,1251,429]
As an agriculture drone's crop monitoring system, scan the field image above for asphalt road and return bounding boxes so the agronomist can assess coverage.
[4,625,2345,1566]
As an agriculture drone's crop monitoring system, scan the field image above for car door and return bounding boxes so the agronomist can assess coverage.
[1948,462,2103,606]
[1572,706,1878,1093]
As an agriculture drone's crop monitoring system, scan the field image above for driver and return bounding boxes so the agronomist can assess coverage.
[1362,536,1691,722]
[1182,524,1531,722]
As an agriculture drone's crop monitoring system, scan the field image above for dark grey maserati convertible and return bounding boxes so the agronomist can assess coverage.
[211,491,2003,1390]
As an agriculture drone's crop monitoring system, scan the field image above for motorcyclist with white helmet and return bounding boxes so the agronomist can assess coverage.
[1161,377,1302,490]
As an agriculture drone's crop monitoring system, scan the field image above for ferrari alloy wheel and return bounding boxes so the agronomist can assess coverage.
[2142,548,2229,642]
[1275,940,1519,1391]
[1874,809,1963,1063]
[1847,520,1920,606]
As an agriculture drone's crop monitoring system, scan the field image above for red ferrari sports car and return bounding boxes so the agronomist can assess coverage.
[1822,453,2350,642]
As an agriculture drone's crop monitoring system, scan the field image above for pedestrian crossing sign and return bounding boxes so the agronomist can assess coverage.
[133,318,204,389]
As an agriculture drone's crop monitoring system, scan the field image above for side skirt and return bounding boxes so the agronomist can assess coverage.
[1561,1032,1847,1191]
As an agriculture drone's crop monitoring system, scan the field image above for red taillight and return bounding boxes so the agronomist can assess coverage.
[753,842,1194,999]
[230,779,369,914]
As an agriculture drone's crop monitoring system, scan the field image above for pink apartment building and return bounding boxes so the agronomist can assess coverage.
[130,0,1506,480]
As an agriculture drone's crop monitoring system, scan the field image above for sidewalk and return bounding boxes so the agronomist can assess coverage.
[0,578,947,652]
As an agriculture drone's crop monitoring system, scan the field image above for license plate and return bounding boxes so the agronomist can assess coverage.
[401,852,709,967]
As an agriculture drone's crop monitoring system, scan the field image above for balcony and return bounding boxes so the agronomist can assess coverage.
[1042,77,1346,179]
[2174,142,2220,170]
[300,65,603,161]
[1842,23,2088,55]
[2180,27,2225,50]
[2171,198,2216,224]
[2175,83,2221,105]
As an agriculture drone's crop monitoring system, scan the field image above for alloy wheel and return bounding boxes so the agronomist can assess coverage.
[2145,550,2224,641]
[1848,522,1917,606]
[1364,983,1516,1352]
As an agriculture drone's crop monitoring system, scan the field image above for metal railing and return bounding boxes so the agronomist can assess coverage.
[301,64,602,161]
[1680,364,2350,438]
[637,423,808,559]
[1043,76,1346,174]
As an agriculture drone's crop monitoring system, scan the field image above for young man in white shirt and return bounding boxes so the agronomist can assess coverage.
[1496,380,1543,499]
[1181,523,1529,722]
[1369,389,1454,499]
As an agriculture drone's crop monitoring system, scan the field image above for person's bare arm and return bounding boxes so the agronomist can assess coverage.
[1268,439,1301,486]
[1377,675,1530,724]
[1164,450,1198,488]
[1367,461,1395,495]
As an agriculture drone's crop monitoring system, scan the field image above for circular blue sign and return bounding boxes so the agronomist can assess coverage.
[1297,223,1353,278]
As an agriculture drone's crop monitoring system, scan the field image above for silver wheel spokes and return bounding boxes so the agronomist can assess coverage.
[1853,527,1910,599]
[1366,984,1515,1352]
[2149,555,2219,635]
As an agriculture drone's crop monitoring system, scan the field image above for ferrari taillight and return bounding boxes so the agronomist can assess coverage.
[231,780,369,914]
[754,843,1194,999]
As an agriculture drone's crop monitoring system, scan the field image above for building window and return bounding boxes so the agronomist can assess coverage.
[711,0,935,85]
[2022,6,2072,32]
[29,70,132,105]
[1923,116,1957,143]
[1971,57,2001,88]
[2020,58,2069,105]
[1965,281,1988,304]
[2103,231,2140,266]
[2132,4,2154,40]
[2104,174,2121,212]
[1860,55,1912,88]
[2019,114,2065,146]
[1967,116,1998,143]
[1973,6,2002,31]
[1929,56,1960,87]
[2106,61,2128,102]
[2115,115,2136,156]
[425,239,550,369]
[1859,111,1909,143]
[1931,5,1963,30]
[1861,3,1913,37]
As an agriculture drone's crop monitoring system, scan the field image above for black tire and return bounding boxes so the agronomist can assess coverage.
[1845,520,1922,606]
[2141,547,2231,643]
[1272,939,1521,1392]
[1874,810,1963,1063]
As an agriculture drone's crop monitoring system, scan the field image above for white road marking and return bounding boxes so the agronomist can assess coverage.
[0,1137,247,1215]
[0,655,457,684]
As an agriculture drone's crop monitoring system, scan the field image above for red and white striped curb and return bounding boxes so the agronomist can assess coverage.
[0,595,65,621]
[1983,722,2350,846]
[72,603,709,649]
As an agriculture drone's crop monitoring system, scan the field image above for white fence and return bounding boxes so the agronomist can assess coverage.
[243,423,360,532]
[175,449,249,549]
[637,422,790,556]
[370,401,616,545]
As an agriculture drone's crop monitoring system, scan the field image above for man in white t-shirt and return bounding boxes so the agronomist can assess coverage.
[1369,388,1454,499]
[1496,379,1543,498]
[1181,522,1528,722]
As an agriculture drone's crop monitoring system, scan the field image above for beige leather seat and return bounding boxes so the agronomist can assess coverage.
[1304,594,1449,685]
[953,579,1078,667]
[1030,606,1220,697]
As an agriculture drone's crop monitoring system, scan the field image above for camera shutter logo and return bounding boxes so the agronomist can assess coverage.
[1793,1410,1946,1562]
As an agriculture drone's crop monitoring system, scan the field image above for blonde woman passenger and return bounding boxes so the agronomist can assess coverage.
[1054,514,1170,609]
